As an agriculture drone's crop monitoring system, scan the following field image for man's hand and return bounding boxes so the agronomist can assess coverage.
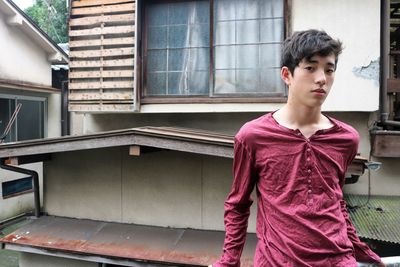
[377,261,386,267]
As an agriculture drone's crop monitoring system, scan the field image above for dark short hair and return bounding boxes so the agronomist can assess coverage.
[281,29,343,74]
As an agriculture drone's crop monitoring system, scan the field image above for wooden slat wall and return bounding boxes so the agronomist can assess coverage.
[69,0,136,112]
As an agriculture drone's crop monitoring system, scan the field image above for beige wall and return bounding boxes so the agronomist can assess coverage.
[0,12,51,86]
[291,0,380,112]
[0,163,43,221]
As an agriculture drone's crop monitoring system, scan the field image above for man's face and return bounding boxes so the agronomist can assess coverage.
[281,54,336,108]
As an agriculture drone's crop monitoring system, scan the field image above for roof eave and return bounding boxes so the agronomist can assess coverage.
[0,0,69,64]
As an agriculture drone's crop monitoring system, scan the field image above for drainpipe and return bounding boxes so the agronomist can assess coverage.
[0,159,41,218]
[380,0,400,128]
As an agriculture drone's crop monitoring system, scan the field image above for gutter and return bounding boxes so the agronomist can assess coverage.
[0,159,41,218]
[380,0,400,129]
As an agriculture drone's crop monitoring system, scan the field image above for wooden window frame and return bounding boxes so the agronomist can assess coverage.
[139,0,290,104]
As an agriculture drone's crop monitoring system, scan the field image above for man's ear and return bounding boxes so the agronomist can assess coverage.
[281,66,292,86]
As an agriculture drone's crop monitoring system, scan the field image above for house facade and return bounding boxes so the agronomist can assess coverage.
[0,0,399,266]
[0,0,68,220]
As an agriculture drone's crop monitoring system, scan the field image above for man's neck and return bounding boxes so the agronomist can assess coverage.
[275,103,322,129]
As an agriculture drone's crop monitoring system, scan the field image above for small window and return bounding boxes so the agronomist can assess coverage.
[0,95,46,143]
[143,0,286,100]
[2,177,33,199]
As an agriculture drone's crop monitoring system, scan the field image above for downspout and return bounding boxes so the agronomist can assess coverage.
[380,0,400,128]
[0,159,41,218]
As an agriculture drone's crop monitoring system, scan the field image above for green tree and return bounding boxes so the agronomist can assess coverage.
[25,0,68,43]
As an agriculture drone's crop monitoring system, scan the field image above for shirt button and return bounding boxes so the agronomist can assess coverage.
[306,157,310,161]
[307,148,311,152]
[308,190,312,194]
[307,169,311,173]
[308,179,311,183]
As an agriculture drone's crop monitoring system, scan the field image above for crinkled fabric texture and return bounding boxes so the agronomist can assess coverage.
[214,113,381,267]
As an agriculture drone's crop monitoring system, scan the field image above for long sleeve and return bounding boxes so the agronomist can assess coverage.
[340,132,381,264]
[213,138,257,267]
[340,199,381,263]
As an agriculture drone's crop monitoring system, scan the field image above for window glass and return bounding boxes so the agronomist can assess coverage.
[146,1,210,96]
[145,0,285,98]
[0,96,45,142]
[214,0,285,95]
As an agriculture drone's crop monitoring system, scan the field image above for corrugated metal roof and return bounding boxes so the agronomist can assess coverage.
[345,194,400,244]
[0,216,256,266]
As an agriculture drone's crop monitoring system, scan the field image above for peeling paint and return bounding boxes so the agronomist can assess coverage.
[352,59,380,84]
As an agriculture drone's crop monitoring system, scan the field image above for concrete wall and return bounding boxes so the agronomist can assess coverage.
[0,11,51,86]
[20,253,97,267]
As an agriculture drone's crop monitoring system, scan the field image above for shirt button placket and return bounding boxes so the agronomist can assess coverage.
[306,145,313,206]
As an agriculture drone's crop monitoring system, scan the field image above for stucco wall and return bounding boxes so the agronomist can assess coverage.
[0,11,51,85]
[291,0,380,112]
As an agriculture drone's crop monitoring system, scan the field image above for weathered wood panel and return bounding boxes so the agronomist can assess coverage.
[70,13,135,26]
[69,37,135,48]
[70,47,134,58]
[69,92,133,100]
[69,70,133,79]
[72,0,134,8]
[388,78,400,93]
[70,25,135,37]
[371,131,400,157]
[71,2,135,16]
[69,0,137,112]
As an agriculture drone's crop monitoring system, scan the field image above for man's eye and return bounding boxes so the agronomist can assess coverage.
[305,66,314,71]
[326,69,335,74]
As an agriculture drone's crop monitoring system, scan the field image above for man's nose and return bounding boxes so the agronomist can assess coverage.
[315,70,326,85]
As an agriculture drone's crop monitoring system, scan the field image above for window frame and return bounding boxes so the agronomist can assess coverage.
[140,0,289,104]
[0,93,48,142]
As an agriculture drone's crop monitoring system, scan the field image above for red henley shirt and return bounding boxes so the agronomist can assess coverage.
[214,113,381,267]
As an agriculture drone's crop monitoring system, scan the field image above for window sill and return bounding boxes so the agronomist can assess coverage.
[139,102,286,113]
[140,96,287,104]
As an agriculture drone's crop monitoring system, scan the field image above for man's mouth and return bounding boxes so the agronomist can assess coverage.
[311,89,326,94]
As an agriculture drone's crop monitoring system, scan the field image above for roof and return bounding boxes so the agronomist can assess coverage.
[0,127,234,159]
[0,126,368,174]
[345,194,400,244]
[0,0,68,64]
[0,215,257,266]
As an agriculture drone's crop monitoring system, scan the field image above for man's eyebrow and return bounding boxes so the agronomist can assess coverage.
[305,59,336,67]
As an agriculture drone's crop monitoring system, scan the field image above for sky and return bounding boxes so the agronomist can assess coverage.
[12,0,35,10]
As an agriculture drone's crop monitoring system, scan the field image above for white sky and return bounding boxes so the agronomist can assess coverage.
[12,0,35,10]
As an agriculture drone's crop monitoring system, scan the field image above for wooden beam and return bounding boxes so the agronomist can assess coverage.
[72,0,134,8]
[388,78,400,93]
[70,47,134,58]
[71,2,135,15]
[69,58,134,68]
[69,92,133,100]
[129,145,140,156]
[69,37,135,48]
[69,81,134,89]
[69,70,133,79]
[69,25,135,37]
[70,13,135,26]
[5,154,52,165]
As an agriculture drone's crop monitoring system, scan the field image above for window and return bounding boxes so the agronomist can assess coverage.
[0,95,46,143]
[143,0,286,100]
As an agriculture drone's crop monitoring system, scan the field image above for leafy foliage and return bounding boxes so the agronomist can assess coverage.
[25,0,68,43]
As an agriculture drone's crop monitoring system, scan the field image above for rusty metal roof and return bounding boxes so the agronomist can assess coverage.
[0,216,256,266]
[345,194,400,244]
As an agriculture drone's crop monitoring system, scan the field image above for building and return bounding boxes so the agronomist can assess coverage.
[0,0,68,221]
[0,0,399,266]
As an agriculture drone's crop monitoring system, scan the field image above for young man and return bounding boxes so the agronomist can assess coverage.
[212,30,385,267]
